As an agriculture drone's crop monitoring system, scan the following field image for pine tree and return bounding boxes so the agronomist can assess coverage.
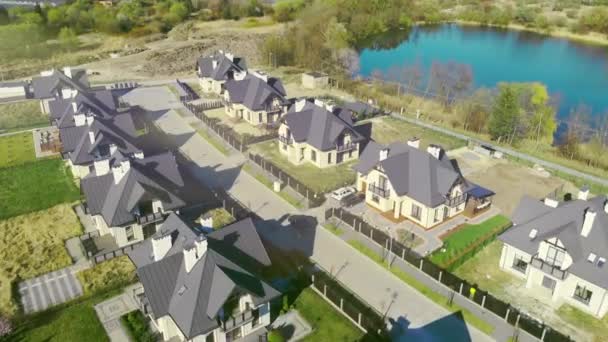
[489,85,520,143]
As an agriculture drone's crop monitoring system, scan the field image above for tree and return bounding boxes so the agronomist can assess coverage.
[527,83,557,148]
[456,88,492,133]
[489,85,520,144]
[267,330,285,342]
[0,5,9,25]
[58,27,79,51]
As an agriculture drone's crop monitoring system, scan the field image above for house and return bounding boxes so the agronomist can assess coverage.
[80,151,202,248]
[277,98,365,168]
[223,71,288,126]
[31,67,90,113]
[354,140,494,228]
[0,81,29,101]
[48,89,118,128]
[128,215,280,342]
[301,72,328,89]
[196,51,247,95]
[498,189,608,318]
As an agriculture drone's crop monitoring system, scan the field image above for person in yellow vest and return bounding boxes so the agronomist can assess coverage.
[469,287,477,298]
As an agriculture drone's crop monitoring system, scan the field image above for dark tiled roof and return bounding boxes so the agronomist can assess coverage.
[224,74,287,111]
[31,69,89,99]
[197,51,247,81]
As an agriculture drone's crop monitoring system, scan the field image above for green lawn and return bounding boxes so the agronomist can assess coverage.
[323,223,344,237]
[0,132,36,168]
[0,158,81,220]
[242,163,305,209]
[6,290,118,342]
[0,100,47,132]
[557,304,608,342]
[347,240,495,336]
[206,208,236,229]
[429,215,511,268]
[363,116,467,151]
[249,140,357,193]
[77,256,136,296]
[294,288,365,342]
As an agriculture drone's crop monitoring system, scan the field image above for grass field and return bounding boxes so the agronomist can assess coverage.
[0,158,80,220]
[76,256,136,296]
[0,132,36,168]
[205,208,236,229]
[294,288,364,342]
[0,204,83,316]
[362,116,467,151]
[0,100,47,132]
[429,215,511,268]
[6,289,119,342]
[557,304,608,342]
[348,239,495,336]
[249,140,357,193]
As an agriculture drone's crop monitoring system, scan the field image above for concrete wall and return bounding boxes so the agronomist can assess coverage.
[301,74,328,89]
[199,77,224,95]
[0,86,26,100]
[92,214,145,248]
[500,242,608,318]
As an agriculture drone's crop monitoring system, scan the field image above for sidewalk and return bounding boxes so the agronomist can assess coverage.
[94,291,138,342]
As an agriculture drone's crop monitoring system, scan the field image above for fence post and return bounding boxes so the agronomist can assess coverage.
[370,229,373,240]
[402,248,406,259]
[459,283,463,294]
[323,284,327,297]
[540,327,547,341]
[340,298,344,310]
[311,274,315,284]
[419,259,424,270]
[505,308,510,321]
[515,314,521,327]
[438,271,443,283]
[481,295,486,308]
[358,313,362,326]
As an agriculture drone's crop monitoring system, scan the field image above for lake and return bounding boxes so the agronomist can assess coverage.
[357,24,608,121]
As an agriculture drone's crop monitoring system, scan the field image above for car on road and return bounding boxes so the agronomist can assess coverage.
[341,192,365,208]
[331,186,356,201]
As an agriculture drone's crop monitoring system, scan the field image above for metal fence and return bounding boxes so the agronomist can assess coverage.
[184,101,278,152]
[311,267,389,339]
[325,208,573,342]
[91,241,142,264]
[248,152,325,208]
[175,79,199,101]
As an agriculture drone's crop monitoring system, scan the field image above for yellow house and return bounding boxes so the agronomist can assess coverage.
[223,71,288,126]
[277,99,365,168]
[354,140,492,228]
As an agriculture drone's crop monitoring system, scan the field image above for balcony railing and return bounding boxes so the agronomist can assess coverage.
[530,255,568,280]
[368,183,390,198]
[136,211,166,225]
[265,106,282,114]
[220,309,255,331]
[336,142,357,153]
[278,135,292,145]
[446,194,467,208]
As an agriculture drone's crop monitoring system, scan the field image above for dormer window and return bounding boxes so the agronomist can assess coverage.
[529,229,538,240]
[587,253,597,263]
[598,257,606,268]
[545,245,565,268]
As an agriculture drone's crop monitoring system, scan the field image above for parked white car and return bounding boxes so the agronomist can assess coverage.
[331,187,356,201]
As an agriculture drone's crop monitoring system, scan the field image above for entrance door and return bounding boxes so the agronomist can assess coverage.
[337,152,344,164]
[443,206,449,220]
[542,276,557,294]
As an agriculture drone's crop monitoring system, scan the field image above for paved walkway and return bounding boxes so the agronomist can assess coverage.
[270,311,312,341]
[94,291,138,342]
[18,265,86,314]
[151,109,496,342]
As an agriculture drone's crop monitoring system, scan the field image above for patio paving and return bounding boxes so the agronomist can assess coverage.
[19,265,85,314]
[270,310,313,341]
[94,291,139,342]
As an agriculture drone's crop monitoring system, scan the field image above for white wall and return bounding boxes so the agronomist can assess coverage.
[0,86,26,99]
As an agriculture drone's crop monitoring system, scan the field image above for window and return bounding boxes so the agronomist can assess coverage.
[282,143,287,151]
[349,150,353,158]
[258,112,262,123]
[205,332,215,342]
[378,175,387,189]
[125,226,135,242]
[371,195,379,203]
[252,308,261,327]
[512,255,528,273]
[433,208,439,222]
[545,245,565,267]
[411,204,421,220]
[328,153,332,164]
[311,150,317,162]
[573,284,593,305]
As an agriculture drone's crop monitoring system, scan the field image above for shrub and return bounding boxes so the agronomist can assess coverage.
[121,311,157,342]
[268,329,285,342]
[0,316,12,337]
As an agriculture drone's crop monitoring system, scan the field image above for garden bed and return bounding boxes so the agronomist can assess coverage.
[76,256,137,296]
[121,310,157,342]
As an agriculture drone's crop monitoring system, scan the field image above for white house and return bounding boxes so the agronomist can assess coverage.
[499,189,608,318]
[196,51,247,95]
[127,216,280,342]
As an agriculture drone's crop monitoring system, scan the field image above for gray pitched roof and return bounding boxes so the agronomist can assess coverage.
[500,195,608,288]
[197,51,247,81]
[224,74,287,111]
[354,141,465,207]
[49,90,117,127]
[31,69,89,99]
[128,217,279,339]
[81,152,189,226]
[283,100,365,151]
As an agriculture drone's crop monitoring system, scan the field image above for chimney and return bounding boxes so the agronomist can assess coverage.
[407,137,420,149]
[427,144,444,159]
[151,233,172,261]
[88,131,95,144]
[581,209,596,237]
[325,104,335,113]
[234,70,247,81]
[295,98,307,112]
[63,67,72,79]
[113,159,131,184]
[578,186,590,201]
[199,214,213,229]
[71,101,78,113]
[543,197,559,208]
[184,237,207,273]
[109,143,117,155]
[74,113,86,127]
[133,151,144,159]
[379,148,389,161]
[225,52,234,61]
[314,99,325,107]
[252,70,268,82]
[86,115,94,126]
[94,157,110,176]
[212,60,218,70]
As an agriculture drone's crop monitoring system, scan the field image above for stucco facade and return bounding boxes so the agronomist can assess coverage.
[198,77,224,95]
[499,240,608,318]
[152,300,271,342]
[356,170,466,228]
[92,214,152,247]
[224,100,283,126]
[67,159,91,179]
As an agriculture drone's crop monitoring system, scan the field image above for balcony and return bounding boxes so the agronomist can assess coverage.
[265,106,282,115]
[530,255,568,280]
[220,309,255,332]
[368,183,390,199]
[136,211,166,225]
[336,142,357,153]
[446,194,467,208]
[278,135,292,145]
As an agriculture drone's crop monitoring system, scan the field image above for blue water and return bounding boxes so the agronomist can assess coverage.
[357,24,608,121]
